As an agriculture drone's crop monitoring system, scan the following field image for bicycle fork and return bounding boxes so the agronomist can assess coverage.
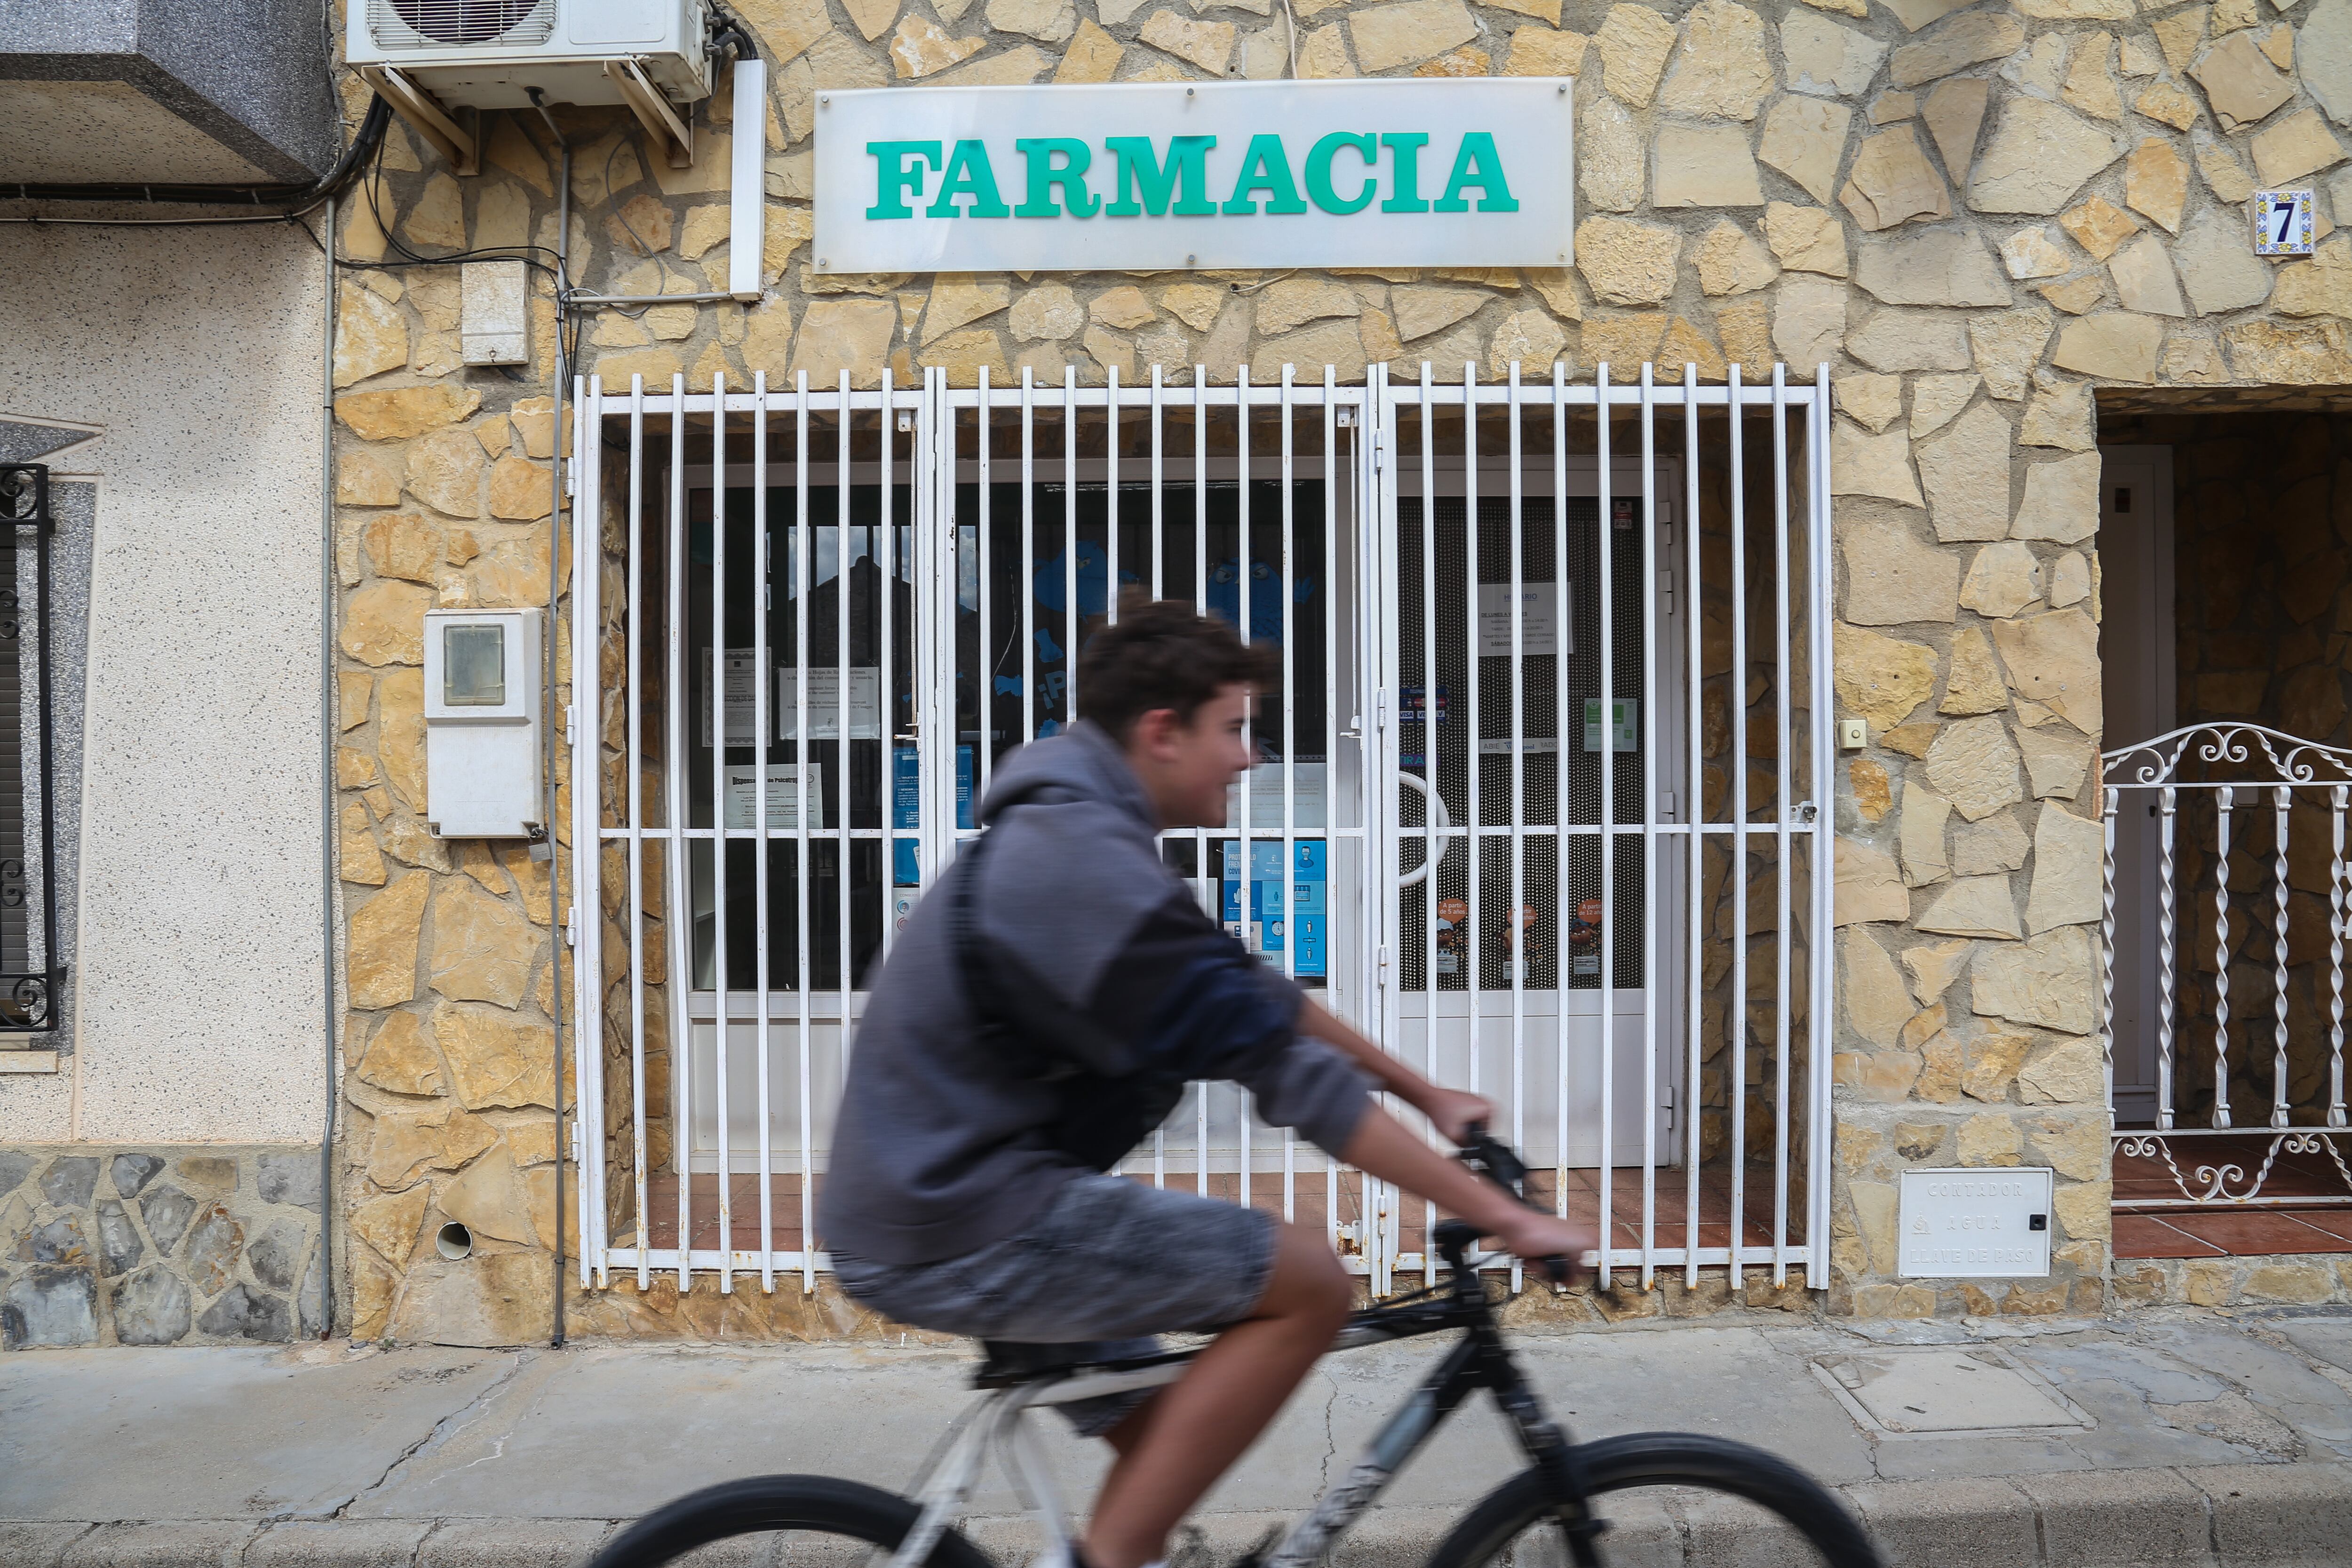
[1468,1320,1608,1568]
[1255,1337,1480,1568]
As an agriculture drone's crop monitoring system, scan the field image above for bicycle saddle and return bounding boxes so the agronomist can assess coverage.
[972,1342,1092,1386]
[970,1338,1199,1388]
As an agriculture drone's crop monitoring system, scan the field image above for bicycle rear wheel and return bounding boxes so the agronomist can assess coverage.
[590,1475,996,1568]
[1425,1434,1883,1568]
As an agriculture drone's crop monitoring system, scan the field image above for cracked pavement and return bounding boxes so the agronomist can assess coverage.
[9,1306,2352,1563]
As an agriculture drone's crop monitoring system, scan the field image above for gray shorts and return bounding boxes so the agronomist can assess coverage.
[832,1172,1277,1437]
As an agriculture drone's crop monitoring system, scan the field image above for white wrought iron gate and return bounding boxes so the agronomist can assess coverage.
[568,362,1832,1296]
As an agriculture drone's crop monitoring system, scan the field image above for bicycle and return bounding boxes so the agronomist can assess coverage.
[591,1132,1883,1568]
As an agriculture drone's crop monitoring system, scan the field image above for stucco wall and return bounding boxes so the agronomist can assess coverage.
[0,226,327,1146]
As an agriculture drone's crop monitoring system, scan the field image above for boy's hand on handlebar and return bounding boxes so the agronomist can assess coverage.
[1486,1210,1597,1282]
[1419,1087,1494,1146]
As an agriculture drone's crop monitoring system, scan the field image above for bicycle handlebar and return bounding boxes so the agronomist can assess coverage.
[1454,1122,1578,1287]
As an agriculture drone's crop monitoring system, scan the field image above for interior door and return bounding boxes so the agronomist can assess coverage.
[2099,446,2176,1127]
[1377,457,1687,1174]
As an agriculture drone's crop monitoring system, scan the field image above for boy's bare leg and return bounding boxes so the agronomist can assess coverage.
[1084,1223,1352,1568]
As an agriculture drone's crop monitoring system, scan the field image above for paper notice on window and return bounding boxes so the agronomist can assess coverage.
[1583,699,1638,753]
[724,763,822,831]
[702,649,760,748]
[1228,761,1329,829]
[1477,582,1565,658]
[776,667,882,739]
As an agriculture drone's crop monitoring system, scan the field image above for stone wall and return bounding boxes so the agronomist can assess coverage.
[0,1146,325,1348]
[330,103,576,1340]
[2118,1249,2352,1305]
[327,0,2352,1336]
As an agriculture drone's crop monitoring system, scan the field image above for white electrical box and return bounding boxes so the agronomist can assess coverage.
[424,608,544,839]
[1898,1168,2054,1279]
[461,260,528,366]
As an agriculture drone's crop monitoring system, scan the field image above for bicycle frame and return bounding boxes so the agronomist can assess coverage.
[887,1231,1604,1568]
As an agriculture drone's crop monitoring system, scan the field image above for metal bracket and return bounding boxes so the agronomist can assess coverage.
[358,65,480,176]
[606,58,694,169]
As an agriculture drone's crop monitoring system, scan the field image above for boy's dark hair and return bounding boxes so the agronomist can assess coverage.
[1079,592,1281,744]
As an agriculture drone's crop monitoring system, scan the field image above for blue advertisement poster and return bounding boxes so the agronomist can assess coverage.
[892,745,975,885]
[1220,838,1326,978]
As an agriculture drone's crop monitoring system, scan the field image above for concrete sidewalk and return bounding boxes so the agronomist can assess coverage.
[9,1306,2352,1568]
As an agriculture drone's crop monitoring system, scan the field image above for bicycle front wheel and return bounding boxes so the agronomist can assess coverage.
[590,1474,997,1568]
[1426,1434,1883,1568]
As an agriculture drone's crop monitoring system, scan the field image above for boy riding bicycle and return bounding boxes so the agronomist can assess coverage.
[823,598,1594,1568]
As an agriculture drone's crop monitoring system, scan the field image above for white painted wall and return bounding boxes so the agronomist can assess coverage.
[0,225,326,1144]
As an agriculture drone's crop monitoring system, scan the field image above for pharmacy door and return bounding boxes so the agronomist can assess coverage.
[1374,375,1689,1258]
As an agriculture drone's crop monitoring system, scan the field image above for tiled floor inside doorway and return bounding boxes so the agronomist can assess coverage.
[2113,1133,2352,1258]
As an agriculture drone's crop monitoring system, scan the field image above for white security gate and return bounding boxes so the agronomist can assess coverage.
[568,362,1832,1296]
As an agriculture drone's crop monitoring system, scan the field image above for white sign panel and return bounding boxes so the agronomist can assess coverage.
[1899,1167,2053,1279]
[704,648,758,747]
[814,78,1575,275]
[724,763,823,831]
[778,667,882,739]
[1582,698,1637,752]
[1477,581,1565,657]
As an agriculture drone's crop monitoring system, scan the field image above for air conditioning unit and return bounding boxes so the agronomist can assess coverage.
[347,0,714,112]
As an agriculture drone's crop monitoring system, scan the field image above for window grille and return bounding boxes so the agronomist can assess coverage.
[0,464,65,1037]
[567,365,1832,1295]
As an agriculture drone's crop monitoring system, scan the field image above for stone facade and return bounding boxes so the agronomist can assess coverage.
[2117,1249,2352,1305]
[321,0,2352,1339]
[0,1147,325,1348]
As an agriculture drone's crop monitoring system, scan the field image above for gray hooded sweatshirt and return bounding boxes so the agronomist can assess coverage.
[821,721,1372,1266]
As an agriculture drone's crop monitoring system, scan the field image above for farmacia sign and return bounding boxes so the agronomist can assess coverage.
[811,79,1574,274]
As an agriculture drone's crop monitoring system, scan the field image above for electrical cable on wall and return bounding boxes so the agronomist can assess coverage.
[0,97,394,227]
[318,189,341,1337]
[544,122,575,1352]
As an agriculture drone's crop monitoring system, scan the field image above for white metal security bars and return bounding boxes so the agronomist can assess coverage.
[2102,724,2352,1208]
[934,366,1381,1274]
[568,371,930,1289]
[567,361,1834,1293]
[1370,363,1833,1291]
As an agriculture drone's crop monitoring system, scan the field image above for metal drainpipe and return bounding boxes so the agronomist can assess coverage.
[318,192,341,1341]
[547,134,572,1349]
